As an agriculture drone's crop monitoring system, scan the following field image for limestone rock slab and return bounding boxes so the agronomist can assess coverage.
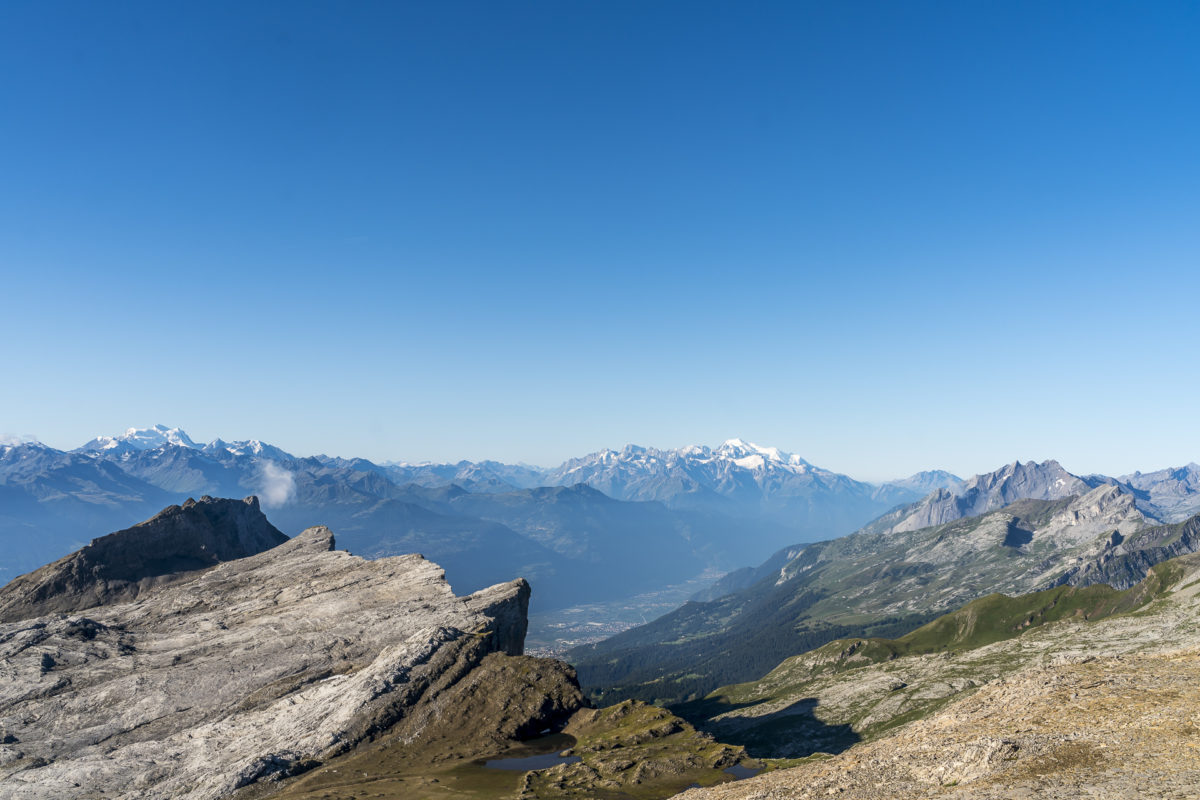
[0,525,529,799]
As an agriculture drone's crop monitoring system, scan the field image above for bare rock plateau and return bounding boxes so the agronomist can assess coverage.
[0,502,566,799]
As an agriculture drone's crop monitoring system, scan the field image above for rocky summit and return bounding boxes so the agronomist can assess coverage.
[0,495,287,622]
[0,521,543,799]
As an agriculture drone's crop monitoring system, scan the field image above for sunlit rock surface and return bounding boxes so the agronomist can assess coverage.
[0,524,531,799]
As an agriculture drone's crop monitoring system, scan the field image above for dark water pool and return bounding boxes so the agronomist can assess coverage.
[685,762,764,789]
[481,733,581,772]
[483,752,583,771]
[723,763,762,780]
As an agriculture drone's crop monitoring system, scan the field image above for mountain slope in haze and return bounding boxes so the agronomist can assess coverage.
[689,542,809,602]
[291,483,768,609]
[287,495,564,601]
[875,469,964,499]
[383,458,548,493]
[1121,462,1200,522]
[0,441,176,582]
[443,483,747,565]
[571,479,1193,706]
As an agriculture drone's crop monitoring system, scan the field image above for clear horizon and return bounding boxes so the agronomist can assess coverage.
[3,2,1198,482]
[3,423,1196,486]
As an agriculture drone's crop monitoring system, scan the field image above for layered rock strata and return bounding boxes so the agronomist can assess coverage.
[0,525,534,799]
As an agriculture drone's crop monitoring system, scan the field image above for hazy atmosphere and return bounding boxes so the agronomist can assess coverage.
[4,1,1198,479]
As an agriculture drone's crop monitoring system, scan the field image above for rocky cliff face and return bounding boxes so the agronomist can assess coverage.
[0,495,287,622]
[1057,512,1200,590]
[0,522,553,799]
[884,459,1102,534]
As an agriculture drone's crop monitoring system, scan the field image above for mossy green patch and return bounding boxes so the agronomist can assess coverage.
[522,700,752,800]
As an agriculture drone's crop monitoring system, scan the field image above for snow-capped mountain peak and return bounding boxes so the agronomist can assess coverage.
[546,438,830,499]
[0,434,43,449]
[224,439,264,457]
[77,425,198,454]
[714,438,810,469]
[0,437,48,457]
[199,438,294,462]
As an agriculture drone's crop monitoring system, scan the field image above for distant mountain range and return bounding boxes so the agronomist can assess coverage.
[4,426,1197,634]
[0,427,952,599]
[570,458,1200,706]
[544,438,954,536]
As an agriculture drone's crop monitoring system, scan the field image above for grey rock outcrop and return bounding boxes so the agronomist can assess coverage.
[1057,512,1200,589]
[0,524,533,799]
[872,460,1106,535]
[0,495,286,622]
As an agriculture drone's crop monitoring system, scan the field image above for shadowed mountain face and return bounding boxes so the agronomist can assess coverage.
[0,495,286,622]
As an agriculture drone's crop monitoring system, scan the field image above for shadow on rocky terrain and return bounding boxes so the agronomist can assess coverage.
[679,696,859,758]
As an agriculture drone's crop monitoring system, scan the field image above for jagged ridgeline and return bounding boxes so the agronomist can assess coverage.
[572,476,1200,707]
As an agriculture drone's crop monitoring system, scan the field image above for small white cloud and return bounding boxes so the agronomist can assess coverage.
[256,461,297,508]
[0,433,39,446]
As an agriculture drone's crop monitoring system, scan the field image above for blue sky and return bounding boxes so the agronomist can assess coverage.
[2,1,1198,480]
